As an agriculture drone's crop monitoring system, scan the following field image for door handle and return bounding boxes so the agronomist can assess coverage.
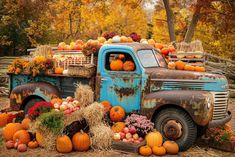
[101,78,107,81]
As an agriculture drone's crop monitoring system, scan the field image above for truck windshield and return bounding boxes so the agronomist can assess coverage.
[137,49,167,68]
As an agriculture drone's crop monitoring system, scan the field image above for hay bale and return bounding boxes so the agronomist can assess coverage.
[90,122,113,150]
[82,102,105,126]
[75,83,94,108]
[29,121,58,150]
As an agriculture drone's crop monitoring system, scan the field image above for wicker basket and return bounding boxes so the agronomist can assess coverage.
[68,64,96,77]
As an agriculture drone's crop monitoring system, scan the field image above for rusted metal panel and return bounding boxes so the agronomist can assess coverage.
[141,90,214,126]
[10,82,61,110]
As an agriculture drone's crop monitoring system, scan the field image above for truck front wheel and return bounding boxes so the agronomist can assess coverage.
[154,108,197,151]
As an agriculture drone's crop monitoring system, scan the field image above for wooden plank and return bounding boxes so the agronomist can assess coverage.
[112,140,146,153]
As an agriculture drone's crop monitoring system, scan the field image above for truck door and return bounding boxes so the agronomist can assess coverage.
[99,50,142,112]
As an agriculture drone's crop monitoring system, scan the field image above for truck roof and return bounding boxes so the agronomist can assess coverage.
[102,42,154,52]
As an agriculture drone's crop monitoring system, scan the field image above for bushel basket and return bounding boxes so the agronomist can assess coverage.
[68,64,96,78]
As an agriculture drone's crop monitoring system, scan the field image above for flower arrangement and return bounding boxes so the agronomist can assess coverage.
[82,40,102,56]
[206,124,234,143]
[28,101,53,120]
[8,58,30,74]
[29,56,47,77]
[129,32,141,42]
[102,32,117,40]
[125,113,154,137]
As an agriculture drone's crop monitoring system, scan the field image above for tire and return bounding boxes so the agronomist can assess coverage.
[24,97,44,114]
[154,108,197,151]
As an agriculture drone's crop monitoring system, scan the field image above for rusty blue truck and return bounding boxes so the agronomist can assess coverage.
[8,43,231,150]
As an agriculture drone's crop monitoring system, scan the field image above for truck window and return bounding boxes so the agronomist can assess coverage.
[137,49,167,68]
[105,52,136,71]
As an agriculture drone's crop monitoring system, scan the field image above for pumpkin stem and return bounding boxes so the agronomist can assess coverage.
[80,129,84,134]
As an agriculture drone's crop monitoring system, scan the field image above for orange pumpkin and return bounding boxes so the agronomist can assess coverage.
[28,141,39,148]
[0,113,8,127]
[123,61,135,71]
[139,145,152,156]
[55,67,64,74]
[13,130,31,144]
[145,131,163,148]
[111,122,126,133]
[118,54,125,60]
[152,146,166,156]
[110,59,123,71]
[168,62,176,70]
[50,98,63,105]
[72,131,90,151]
[155,43,164,50]
[3,123,23,141]
[21,118,31,130]
[195,66,205,72]
[163,140,179,154]
[36,132,44,147]
[175,60,186,70]
[168,46,176,52]
[56,135,73,153]
[161,48,169,55]
[101,100,112,112]
[110,106,125,122]
[184,64,195,71]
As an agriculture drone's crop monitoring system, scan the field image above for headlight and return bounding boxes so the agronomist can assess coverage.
[205,97,211,109]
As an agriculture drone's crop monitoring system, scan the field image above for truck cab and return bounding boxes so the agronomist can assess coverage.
[96,43,231,150]
[8,43,231,151]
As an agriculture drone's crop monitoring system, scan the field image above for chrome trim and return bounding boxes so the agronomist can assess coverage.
[211,92,229,120]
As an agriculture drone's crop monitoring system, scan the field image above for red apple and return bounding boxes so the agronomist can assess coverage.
[122,139,128,142]
[133,133,139,140]
[138,137,144,142]
[17,144,27,152]
[123,127,129,134]
[230,136,235,141]
[129,127,136,134]
[119,132,126,139]
[14,140,21,149]
[113,133,121,140]
[125,133,132,140]
[134,140,140,144]
[66,96,73,102]
[74,44,82,50]
[6,140,15,149]
[128,138,134,143]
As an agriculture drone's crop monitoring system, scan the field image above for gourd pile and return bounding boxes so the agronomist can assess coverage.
[168,60,206,72]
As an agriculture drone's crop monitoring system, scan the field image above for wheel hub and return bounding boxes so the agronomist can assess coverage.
[163,120,183,140]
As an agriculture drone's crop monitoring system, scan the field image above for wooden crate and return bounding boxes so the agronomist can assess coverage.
[112,140,146,153]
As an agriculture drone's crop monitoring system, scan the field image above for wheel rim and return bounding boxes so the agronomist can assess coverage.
[162,119,183,140]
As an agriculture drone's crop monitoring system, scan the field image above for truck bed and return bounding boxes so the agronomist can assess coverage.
[8,73,95,98]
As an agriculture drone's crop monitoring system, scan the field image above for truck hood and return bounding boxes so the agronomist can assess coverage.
[145,68,228,92]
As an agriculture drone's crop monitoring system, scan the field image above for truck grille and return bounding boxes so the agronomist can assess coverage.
[211,92,229,120]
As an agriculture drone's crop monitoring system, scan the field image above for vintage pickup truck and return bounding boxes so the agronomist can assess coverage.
[8,43,231,150]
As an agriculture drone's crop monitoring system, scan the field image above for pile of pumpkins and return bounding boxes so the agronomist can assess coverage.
[110,54,135,71]
[168,60,206,72]
[2,116,91,153]
[139,131,179,156]
[3,118,37,152]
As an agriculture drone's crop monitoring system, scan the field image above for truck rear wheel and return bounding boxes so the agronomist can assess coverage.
[154,108,197,151]
[24,97,44,114]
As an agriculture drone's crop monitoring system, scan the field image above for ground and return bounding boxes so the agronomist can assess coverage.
[0,97,234,157]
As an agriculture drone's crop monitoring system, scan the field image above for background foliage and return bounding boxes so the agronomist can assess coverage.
[0,0,234,59]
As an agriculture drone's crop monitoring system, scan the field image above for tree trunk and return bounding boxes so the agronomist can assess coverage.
[184,3,202,43]
[163,0,176,42]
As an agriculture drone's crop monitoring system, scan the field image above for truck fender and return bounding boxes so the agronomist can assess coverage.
[141,90,214,126]
[9,82,61,111]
